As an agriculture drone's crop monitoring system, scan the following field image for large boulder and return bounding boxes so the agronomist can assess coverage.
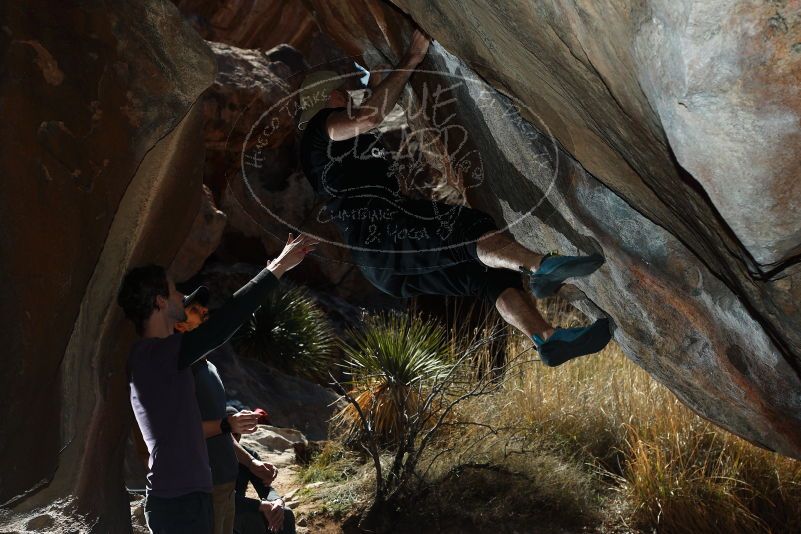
[296,0,801,457]
[200,40,303,201]
[428,43,801,457]
[390,0,801,267]
[0,0,215,529]
[382,0,801,353]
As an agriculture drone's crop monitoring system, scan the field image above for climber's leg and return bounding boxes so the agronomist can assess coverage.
[533,318,612,367]
[494,287,554,339]
[494,287,611,366]
[476,231,543,272]
[477,231,604,299]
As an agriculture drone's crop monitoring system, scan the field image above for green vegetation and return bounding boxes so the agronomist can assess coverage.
[301,297,801,533]
[233,282,336,380]
[299,442,356,484]
[332,312,451,445]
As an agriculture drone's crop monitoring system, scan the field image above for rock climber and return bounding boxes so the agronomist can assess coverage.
[298,29,611,366]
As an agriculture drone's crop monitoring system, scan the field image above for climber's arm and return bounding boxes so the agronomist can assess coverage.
[326,30,430,141]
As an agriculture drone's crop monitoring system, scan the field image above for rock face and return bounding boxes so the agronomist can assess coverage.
[0,0,215,529]
[428,44,801,457]
[385,1,801,355]
[199,40,303,201]
[208,345,340,441]
[395,1,801,267]
[174,0,318,53]
[295,0,801,458]
[3,1,801,530]
[634,1,801,267]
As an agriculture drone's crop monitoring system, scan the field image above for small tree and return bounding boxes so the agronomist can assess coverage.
[329,312,526,531]
[332,312,450,445]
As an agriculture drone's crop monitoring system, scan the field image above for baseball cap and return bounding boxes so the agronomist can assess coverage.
[297,70,347,127]
[182,285,209,308]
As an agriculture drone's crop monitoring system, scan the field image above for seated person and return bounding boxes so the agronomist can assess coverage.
[230,415,296,534]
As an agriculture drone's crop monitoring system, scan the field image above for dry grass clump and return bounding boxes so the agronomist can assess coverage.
[448,297,801,533]
[312,297,801,532]
[619,387,801,533]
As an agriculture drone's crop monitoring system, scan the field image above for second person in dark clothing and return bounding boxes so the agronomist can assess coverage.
[175,297,289,534]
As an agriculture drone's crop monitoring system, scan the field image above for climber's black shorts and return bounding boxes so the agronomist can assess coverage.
[326,194,524,304]
[376,254,525,304]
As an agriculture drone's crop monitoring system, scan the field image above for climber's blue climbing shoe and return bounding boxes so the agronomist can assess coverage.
[521,253,604,299]
[532,318,612,367]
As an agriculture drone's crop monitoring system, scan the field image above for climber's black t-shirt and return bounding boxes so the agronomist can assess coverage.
[298,107,523,303]
[299,107,399,201]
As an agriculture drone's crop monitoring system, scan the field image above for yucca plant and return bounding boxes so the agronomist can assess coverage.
[233,283,336,381]
[333,312,451,445]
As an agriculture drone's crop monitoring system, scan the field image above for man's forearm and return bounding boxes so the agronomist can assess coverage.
[232,435,256,466]
[177,267,279,369]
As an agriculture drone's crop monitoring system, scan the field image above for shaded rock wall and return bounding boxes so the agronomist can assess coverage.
[174,0,317,53]
[199,40,302,202]
[173,1,458,302]
[170,184,227,283]
[0,0,215,529]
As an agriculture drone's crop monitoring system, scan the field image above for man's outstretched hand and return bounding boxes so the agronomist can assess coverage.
[268,233,319,279]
